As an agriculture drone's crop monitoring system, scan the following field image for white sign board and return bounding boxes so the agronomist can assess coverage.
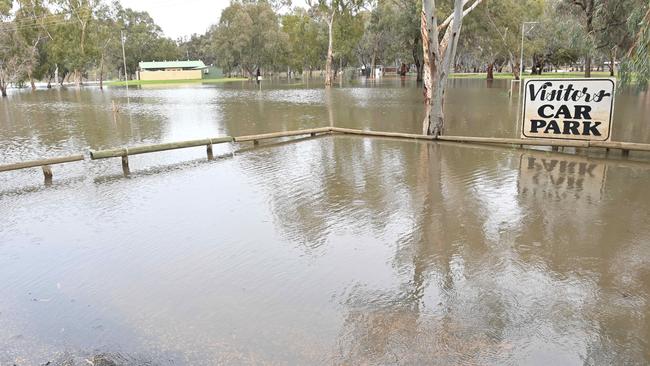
[521,78,615,141]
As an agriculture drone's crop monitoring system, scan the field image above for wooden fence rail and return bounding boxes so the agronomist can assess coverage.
[89,137,234,160]
[0,154,85,173]
[235,127,331,144]
[3,126,650,183]
[0,154,85,181]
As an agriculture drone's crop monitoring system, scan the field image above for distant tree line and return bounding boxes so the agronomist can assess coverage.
[0,0,180,96]
[0,0,648,97]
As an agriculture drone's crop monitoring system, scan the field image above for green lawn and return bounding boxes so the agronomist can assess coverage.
[449,71,614,79]
[106,77,248,86]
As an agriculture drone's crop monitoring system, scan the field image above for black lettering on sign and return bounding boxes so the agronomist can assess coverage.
[563,121,580,135]
[543,120,561,134]
[522,79,615,141]
[530,120,546,133]
[582,122,601,136]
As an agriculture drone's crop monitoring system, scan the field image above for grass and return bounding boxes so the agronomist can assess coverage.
[106,77,248,86]
[449,71,614,79]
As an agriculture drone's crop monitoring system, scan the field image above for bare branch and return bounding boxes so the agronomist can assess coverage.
[437,0,483,32]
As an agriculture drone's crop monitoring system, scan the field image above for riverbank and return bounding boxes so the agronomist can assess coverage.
[106,77,248,86]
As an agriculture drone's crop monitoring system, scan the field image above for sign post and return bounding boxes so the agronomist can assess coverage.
[521,78,616,141]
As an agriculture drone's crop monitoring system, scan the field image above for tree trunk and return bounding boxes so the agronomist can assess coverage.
[29,71,36,91]
[412,38,423,81]
[371,49,377,79]
[609,48,616,77]
[584,3,594,78]
[60,71,67,86]
[0,80,7,97]
[99,54,105,90]
[324,12,335,87]
[422,0,467,136]
[74,69,82,86]
[486,62,494,80]
[512,59,520,80]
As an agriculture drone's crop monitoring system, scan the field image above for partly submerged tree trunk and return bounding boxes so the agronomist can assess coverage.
[512,60,521,80]
[28,70,36,91]
[486,62,494,80]
[99,53,105,90]
[422,0,474,136]
[371,49,377,79]
[0,78,7,97]
[325,11,335,87]
[74,69,82,86]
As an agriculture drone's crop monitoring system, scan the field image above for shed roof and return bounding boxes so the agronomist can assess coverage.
[139,60,207,70]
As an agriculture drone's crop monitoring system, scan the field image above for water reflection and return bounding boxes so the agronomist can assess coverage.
[1,80,649,364]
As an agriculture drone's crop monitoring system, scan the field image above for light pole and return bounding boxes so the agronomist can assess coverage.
[121,30,128,91]
[519,21,539,80]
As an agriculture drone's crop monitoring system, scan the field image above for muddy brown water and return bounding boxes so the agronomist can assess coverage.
[1,78,649,365]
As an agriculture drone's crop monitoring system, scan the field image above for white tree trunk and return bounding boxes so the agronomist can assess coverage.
[325,11,335,87]
[422,0,477,136]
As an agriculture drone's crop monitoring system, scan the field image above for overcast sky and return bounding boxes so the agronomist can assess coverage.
[119,0,230,39]
[119,0,307,40]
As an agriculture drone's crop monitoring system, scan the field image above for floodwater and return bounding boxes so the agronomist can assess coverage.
[1,78,649,365]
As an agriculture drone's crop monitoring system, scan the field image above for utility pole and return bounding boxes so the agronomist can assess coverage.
[121,30,128,91]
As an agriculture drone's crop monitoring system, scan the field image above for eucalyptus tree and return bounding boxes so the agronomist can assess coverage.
[15,0,54,90]
[361,0,398,78]
[481,0,544,80]
[332,2,364,77]
[0,0,21,96]
[565,0,644,77]
[93,2,119,88]
[392,0,424,80]
[282,7,327,78]
[621,4,649,86]
[421,0,483,136]
[308,0,363,86]
[213,1,286,78]
[54,0,101,85]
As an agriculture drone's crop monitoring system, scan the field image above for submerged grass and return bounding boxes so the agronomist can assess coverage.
[449,72,615,79]
[106,77,248,86]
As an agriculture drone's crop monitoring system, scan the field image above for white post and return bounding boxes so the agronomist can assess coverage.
[519,22,539,79]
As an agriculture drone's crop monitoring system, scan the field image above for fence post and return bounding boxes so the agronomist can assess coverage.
[121,153,129,174]
[42,165,53,184]
[207,143,214,160]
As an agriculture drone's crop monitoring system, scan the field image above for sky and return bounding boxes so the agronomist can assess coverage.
[119,0,307,40]
[119,0,230,39]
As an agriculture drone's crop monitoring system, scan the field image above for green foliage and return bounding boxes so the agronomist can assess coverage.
[1,0,648,91]
[0,0,12,17]
[282,8,326,72]
[620,4,649,86]
[113,3,180,76]
[212,1,288,76]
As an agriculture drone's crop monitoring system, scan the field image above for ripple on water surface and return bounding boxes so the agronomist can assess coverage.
[1,135,649,364]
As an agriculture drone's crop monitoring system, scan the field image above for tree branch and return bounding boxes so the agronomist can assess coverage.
[437,0,483,32]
